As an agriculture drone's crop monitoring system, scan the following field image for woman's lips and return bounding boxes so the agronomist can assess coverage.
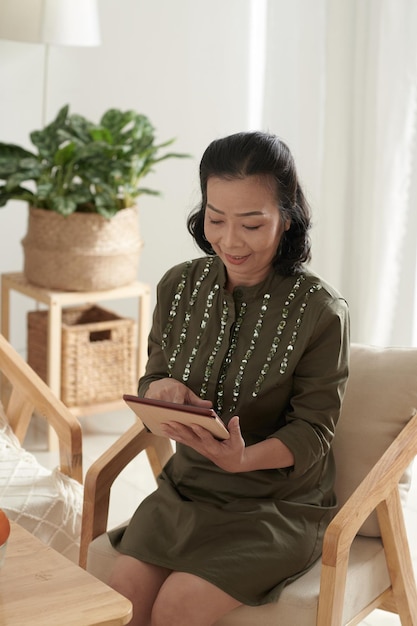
[224,253,250,265]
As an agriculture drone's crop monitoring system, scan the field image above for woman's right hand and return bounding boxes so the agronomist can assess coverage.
[145,378,213,408]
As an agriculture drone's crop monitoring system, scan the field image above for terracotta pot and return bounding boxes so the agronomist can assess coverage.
[22,206,143,291]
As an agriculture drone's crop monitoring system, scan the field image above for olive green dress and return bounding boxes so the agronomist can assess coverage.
[109,256,350,606]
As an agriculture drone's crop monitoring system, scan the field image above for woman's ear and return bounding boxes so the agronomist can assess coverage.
[284,219,291,232]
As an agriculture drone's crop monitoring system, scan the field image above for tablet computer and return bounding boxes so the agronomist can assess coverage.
[123,394,230,440]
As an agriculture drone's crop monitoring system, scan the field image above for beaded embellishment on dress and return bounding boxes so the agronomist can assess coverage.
[162,260,322,414]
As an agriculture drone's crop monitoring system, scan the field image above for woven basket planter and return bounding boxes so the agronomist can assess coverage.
[22,206,143,291]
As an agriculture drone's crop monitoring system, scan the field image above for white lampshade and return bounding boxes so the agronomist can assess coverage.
[42,0,101,46]
[0,0,100,46]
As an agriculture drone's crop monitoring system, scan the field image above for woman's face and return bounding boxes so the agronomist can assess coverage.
[204,175,288,290]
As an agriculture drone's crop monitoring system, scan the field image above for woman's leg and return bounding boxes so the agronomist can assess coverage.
[152,571,242,626]
[109,554,171,626]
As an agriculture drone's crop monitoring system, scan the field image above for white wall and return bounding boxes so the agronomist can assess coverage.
[0,0,254,349]
[5,1,414,351]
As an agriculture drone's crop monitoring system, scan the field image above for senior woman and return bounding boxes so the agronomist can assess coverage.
[108,131,350,626]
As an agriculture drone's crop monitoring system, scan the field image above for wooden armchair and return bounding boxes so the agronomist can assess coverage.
[80,344,417,625]
[0,333,82,483]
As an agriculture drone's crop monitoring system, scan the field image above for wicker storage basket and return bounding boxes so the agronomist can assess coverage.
[27,305,137,407]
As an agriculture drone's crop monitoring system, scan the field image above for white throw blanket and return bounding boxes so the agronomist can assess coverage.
[0,409,83,563]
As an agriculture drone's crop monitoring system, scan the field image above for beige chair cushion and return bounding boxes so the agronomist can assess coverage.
[88,531,389,626]
[333,344,417,536]
[0,409,83,563]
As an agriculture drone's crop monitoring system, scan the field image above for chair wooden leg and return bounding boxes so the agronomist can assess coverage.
[377,489,417,625]
[317,557,349,625]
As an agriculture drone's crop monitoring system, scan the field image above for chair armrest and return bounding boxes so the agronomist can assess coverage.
[323,410,417,564]
[79,421,173,568]
[0,334,82,483]
[318,410,417,624]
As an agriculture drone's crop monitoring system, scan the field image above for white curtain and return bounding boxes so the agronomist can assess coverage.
[259,0,417,346]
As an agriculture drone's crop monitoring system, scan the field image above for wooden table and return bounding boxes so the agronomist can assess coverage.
[0,522,132,625]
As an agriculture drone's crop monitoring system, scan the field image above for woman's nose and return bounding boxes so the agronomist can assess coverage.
[221,224,240,247]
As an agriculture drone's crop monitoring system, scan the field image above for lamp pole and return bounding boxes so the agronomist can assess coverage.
[42,43,50,127]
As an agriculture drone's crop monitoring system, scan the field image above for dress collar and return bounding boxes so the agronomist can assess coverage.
[212,256,287,302]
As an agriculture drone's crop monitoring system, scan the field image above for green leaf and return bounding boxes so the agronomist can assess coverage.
[37,181,54,198]
[50,195,78,216]
[153,151,191,163]
[136,187,160,196]
[0,144,37,178]
[90,127,113,144]
[67,187,93,205]
[6,170,40,190]
[67,113,95,141]
[0,186,35,205]
[101,109,137,137]
[0,142,36,160]
[95,204,119,218]
[54,142,76,166]
[50,104,70,129]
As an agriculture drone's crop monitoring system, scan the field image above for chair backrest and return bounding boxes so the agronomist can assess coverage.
[332,343,417,536]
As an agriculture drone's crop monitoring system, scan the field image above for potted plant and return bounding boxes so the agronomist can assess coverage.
[0,105,188,291]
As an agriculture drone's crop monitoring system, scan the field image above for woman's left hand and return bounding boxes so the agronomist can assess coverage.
[160,415,246,473]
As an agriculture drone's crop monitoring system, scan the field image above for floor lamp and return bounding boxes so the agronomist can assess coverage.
[0,0,101,126]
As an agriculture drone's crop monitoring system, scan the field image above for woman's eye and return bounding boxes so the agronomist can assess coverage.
[209,219,223,225]
[243,225,261,231]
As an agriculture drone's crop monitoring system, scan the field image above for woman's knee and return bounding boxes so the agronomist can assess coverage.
[151,593,185,626]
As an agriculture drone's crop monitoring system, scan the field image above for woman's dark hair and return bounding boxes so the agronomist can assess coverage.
[187,131,312,275]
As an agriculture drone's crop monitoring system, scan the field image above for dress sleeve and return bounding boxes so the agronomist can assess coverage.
[268,296,350,478]
[137,273,172,397]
